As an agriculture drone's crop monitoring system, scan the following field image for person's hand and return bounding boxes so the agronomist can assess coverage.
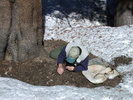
[57,64,64,75]
[66,66,74,71]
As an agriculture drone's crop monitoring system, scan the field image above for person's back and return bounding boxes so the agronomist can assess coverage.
[57,41,89,75]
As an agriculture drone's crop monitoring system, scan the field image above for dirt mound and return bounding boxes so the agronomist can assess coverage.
[0,40,122,88]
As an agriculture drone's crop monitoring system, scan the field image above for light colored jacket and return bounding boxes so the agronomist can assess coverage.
[65,42,89,63]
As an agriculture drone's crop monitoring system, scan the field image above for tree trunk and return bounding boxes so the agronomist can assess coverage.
[0,0,43,61]
[106,0,115,26]
[115,0,133,26]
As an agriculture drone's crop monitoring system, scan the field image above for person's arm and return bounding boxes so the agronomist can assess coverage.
[57,46,66,64]
[57,46,66,75]
[57,63,64,75]
[74,56,89,72]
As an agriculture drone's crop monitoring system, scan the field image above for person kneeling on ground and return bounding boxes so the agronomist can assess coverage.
[57,42,89,75]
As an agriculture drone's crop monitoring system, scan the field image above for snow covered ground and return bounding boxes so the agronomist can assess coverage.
[1,15,133,100]
[0,63,133,100]
[0,0,133,100]
[44,14,133,62]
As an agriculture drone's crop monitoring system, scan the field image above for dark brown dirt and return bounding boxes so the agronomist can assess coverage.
[0,40,124,88]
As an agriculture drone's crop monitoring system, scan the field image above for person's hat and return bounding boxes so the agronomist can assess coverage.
[66,46,80,63]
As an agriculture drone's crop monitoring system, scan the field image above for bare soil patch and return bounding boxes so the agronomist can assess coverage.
[0,40,122,88]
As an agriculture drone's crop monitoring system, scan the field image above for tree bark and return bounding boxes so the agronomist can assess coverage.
[115,0,133,26]
[0,0,43,61]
